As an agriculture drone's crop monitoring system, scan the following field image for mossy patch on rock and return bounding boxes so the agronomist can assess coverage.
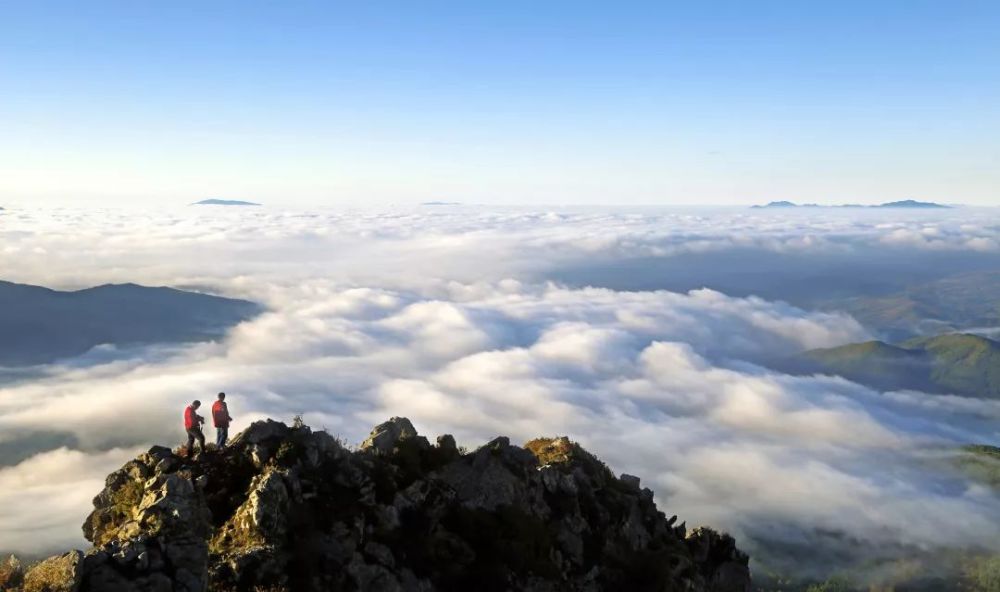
[525,436,579,465]
[21,551,82,592]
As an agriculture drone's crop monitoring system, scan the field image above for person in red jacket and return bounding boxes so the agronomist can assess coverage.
[184,400,206,458]
[212,392,233,450]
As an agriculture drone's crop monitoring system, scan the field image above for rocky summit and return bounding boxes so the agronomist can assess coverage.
[1,417,750,592]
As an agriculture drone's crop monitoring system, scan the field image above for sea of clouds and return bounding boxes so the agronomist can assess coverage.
[1,204,1000,578]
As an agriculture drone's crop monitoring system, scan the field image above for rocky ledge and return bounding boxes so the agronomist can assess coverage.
[1,417,750,592]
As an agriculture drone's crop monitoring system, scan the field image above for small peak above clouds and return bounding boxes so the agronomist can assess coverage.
[191,199,261,206]
[879,199,951,208]
[752,199,952,209]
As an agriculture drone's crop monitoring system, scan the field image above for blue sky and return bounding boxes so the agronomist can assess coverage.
[1,1,998,206]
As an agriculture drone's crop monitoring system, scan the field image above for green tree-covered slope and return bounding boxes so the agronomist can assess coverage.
[791,334,1000,398]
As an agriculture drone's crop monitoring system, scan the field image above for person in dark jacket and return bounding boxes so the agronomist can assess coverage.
[184,400,206,458]
[212,392,233,449]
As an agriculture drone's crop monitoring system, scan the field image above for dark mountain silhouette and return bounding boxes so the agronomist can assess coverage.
[0,281,260,366]
[191,199,261,206]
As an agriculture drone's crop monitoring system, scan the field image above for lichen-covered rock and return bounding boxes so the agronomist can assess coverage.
[217,468,290,546]
[9,417,751,592]
[22,551,83,592]
[63,443,212,592]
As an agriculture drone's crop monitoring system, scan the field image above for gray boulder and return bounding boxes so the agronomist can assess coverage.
[359,416,429,455]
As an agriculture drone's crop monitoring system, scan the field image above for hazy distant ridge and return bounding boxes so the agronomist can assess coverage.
[0,281,260,366]
[752,199,950,209]
[191,199,261,206]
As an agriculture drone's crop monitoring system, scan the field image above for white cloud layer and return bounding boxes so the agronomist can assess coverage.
[1,205,1000,292]
[1,204,1000,575]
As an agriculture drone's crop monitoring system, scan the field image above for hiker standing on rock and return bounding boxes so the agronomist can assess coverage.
[212,392,233,450]
[184,400,207,458]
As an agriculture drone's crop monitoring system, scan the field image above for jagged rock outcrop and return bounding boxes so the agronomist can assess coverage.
[7,419,751,592]
[360,416,430,455]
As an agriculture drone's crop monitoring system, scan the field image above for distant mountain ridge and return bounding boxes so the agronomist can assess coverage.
[0,281,260,366]
[192,199,261,206]
[752,199,950,209]
[785,333,1000,398]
